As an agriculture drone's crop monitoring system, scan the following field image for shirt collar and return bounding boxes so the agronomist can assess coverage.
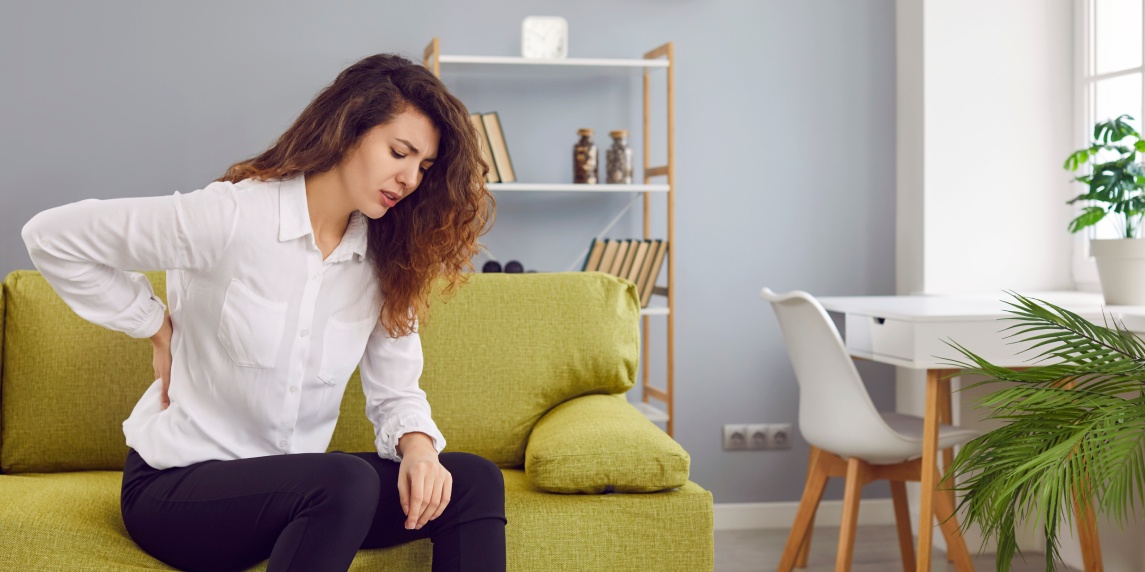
[278,173,369,262]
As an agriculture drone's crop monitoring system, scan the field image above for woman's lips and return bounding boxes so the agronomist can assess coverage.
[380,190,397,208]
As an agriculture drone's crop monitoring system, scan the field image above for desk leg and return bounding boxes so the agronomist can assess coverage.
[1073,486,1104,572]
[917,368,942,572]
[937,375,955,563]
[1058,379,1104,572]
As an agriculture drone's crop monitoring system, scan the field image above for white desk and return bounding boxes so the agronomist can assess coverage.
[817,291,1143,572]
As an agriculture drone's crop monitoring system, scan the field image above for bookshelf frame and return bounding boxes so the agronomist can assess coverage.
[423,38,676,437]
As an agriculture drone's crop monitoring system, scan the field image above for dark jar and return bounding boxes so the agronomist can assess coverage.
[573,128,598,184]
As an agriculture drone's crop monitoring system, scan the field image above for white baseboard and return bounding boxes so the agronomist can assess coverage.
[714,499,896,531]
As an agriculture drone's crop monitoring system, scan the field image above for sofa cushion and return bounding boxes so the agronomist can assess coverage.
[3,270,640,472]
[0,469,713,571]
[525,394,690,493]
[1,270,163,473]
[330,272,641,467]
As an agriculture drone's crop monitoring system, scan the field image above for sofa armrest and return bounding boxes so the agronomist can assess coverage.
[524,393,690,494]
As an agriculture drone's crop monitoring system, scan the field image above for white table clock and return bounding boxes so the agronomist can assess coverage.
[521,16,568,59]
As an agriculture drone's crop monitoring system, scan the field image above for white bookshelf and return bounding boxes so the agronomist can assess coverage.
[425,38,677,436]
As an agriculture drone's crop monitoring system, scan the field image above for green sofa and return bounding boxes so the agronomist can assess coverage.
[0,269,713,571]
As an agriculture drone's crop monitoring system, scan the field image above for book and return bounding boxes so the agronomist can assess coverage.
[607,240,631,276]
[633,239,660,301]
[596,240,620,274]
[624,240,650,284]
[469,113,499,183]
[583,238,606,271]
[640,240,669,307]
[617,239,640,278]
[481,112,516,183]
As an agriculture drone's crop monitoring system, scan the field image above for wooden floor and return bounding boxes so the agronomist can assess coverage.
[715,525,1080,572]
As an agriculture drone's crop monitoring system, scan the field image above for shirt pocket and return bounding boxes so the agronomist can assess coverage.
[216,278,287,369]
[318,315,377,386]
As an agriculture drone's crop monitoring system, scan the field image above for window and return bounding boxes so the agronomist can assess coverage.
[1073,0,1144,290]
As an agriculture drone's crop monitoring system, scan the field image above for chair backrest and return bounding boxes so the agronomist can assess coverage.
[760,288,904,458]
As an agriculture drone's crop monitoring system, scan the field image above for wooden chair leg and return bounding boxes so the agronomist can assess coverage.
[778,448,830,572]
[836,457,869,572]
[794,506,816,568]
[795,449,818,568]
[890,480,916,572]
[932,463,974,572]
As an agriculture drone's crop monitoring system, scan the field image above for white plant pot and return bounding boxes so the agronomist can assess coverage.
[1091,238,1145,305]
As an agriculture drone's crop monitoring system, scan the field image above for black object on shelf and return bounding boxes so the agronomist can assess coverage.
[482,260,503,273]
[504,260,524,273]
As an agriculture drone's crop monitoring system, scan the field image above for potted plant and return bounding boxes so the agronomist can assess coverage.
[943,292,1145,571]
[1064,114,1145,304]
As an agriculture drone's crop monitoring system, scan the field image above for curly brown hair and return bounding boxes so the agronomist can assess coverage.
[215,53,495,337]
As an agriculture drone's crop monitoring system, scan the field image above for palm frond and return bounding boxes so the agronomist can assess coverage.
[936,291,1145,572]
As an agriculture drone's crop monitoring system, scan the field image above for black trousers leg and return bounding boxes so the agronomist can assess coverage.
[338,451,507,572]
[121,448,381,572]
[120,448,506,572]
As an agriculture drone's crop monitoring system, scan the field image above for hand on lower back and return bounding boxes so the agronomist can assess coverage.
[150,314,173,410]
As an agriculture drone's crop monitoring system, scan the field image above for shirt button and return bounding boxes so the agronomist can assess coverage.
[279,440,288,448]
[311,274,320,282]
[300,329,309,338]
[289,386,298,393]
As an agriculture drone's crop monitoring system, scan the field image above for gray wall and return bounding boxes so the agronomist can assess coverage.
[0,0,897,504]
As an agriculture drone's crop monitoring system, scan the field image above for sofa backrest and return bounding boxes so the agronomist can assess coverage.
[0,270,640,473]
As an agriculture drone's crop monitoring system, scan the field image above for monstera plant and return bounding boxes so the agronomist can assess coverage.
[1064,114,1145,304]
[942,292,1145,572]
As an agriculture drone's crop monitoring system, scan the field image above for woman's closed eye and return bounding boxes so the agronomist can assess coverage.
[391,149,430,173]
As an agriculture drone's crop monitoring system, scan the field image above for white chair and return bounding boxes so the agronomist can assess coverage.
[760,287,980,572]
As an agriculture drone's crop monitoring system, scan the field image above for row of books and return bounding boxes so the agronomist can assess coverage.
[582,238,669,307]
[468,112,516,183]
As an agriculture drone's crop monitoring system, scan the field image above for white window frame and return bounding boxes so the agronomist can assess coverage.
[1072,0,1145,292]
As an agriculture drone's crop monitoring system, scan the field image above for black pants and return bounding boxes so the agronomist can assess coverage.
[120,447,507,572]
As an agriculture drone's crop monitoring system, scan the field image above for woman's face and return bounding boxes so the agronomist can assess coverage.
[339,108,440,219]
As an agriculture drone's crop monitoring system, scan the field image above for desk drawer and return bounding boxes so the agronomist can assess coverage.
[845,313,914,361]
[843,314,1043,367]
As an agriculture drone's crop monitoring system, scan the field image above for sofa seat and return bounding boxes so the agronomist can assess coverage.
[0,469,713,571]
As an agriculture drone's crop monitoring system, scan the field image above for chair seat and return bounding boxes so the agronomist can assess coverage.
[803,412,979,465]
[881,412,979,447]
[860,412,979,465]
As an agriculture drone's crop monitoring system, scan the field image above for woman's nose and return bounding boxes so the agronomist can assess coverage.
[396,163,420,190]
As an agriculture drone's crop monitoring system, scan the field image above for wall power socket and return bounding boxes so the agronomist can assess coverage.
[723,423,794,450]
[722,424,749,450]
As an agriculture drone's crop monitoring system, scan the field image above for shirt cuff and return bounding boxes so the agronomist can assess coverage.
[127,293,167,339]
[375,413,447,462]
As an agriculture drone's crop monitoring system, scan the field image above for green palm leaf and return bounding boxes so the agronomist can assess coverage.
[937,290,1145,572]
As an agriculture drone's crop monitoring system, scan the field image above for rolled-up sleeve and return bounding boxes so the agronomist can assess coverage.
[360,317,447,462]
[20,181,240,339]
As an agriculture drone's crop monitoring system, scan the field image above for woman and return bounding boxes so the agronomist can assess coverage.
[20,53,501,571]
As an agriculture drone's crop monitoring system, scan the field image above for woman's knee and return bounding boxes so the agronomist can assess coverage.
[439,452,505,519]
[311,453,382,509]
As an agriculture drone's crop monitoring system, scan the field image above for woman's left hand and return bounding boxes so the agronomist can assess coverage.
[397,432,452,530]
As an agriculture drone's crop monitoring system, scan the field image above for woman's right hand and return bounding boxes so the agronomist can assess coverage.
[150,314,173,410]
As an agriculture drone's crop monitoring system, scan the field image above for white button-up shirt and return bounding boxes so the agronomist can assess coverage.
[20,173,446,470]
